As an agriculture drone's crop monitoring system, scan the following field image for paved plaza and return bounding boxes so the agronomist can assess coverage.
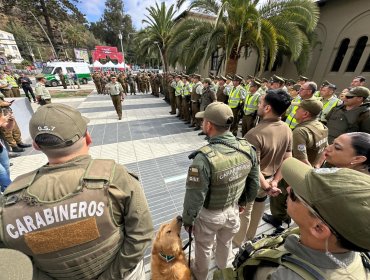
[10,91,276,278]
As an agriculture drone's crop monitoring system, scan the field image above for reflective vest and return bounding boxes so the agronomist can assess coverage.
[5,75,18,88]
[285,96,302,129]
[319,96,341,123]
[228,85,243,109]
[0,159,124,279]
[243,92,261,115]
[175,80,184,96]
[182,82,191,96]
[197,139,253,210]
[244,83,250,93]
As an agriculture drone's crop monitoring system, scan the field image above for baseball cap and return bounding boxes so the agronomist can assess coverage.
[0,249,33,279]
[345,86,370,98]
[295,98,323,116]
[29,104,89,149]
[195,102,234,127]
[282,158,370,251]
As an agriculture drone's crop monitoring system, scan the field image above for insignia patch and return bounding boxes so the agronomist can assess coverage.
[314,168,340,174]
[297,144,306,152]
[189,167,199,176]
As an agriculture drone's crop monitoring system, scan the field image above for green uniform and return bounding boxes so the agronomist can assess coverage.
[105,82,124,119]
[35,82,51,105]
[0,155,154,280]
[242,91,261,136]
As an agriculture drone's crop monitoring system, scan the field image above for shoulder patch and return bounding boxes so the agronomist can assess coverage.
[297,144,306,152]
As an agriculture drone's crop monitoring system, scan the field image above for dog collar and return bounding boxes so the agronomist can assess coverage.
[159,252,175,263]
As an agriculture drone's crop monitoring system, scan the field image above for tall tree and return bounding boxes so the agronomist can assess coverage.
[89,0,135,54]
[1,0,86,56]
[171,0,319,75]
[137,2,177,72]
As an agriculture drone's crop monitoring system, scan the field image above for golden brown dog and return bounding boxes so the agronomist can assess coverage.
[151,216,191,280]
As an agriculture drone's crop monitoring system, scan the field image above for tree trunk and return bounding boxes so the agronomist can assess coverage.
[39,0,57,50]
[225,56,239,75]
[162,49,169,73]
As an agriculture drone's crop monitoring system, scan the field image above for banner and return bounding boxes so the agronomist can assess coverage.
[74,48,89,63]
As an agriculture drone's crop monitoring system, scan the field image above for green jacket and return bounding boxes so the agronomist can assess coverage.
[182,132,260,226]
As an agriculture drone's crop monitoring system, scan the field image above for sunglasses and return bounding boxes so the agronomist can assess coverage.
[288,188,339,237]
[345,95,356,99]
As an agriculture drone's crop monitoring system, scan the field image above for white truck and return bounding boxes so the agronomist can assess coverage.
[41,62,92,87]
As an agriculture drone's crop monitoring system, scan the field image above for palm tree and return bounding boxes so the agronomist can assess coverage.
[137,2,178,72]
[171,0,319,75]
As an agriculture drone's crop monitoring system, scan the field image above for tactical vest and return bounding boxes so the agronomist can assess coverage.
[197,139,254,210]
[295,120,328,165]
[243,92,260,115]
[0,159,124,280]
[320,96,340,123]
[228,86,242,109]
[327,103,370,143]
[191,82,202,102]
[213,227,370,280]
[286,96,302,129]
[175,80,184,96]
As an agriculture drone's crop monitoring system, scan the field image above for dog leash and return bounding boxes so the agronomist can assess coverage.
[182,226,193,267]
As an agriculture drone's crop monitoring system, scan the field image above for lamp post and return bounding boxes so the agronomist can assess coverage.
[154,41,165,73]
[118,31,124,64]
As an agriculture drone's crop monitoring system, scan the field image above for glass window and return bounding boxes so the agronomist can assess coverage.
[42,66,55,74]
[12,46,17,51]
[7,35,13,40]
[331,38,350,72]
[346,36,368,72]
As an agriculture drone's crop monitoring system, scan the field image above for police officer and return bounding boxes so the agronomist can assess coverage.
[190,74,203,130]
[105,75,124,120]
[182,102,260,280]
[168,73,177,115]
[35,74,51,105]
[319,83,342,123]
[228,75,246,136]
[216,76,228,104]
[241,80,261,136]
[174,75,184,118]
[0,104,154,279]
[326,86,370,144]
[263,99,328,231]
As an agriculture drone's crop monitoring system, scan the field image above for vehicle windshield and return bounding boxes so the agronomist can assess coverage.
[42,66,54,74]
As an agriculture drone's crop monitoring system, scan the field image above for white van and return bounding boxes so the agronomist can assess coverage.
[42,62,92,87]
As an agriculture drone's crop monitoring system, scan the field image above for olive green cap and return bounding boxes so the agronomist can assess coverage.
[233,74,243,82]
[29,104,89,149]
[299,75,309,81]
[219,75,227,81]
[0,249,33,279]
[35,74,44,79]
[282,158,370,251]
[271,75,284,84]
[193,74,201,79]
[202,78,212,85]
[292,84,301,91]
[346,86,370,98]
[195,102,234,127]
[293,98,323,116]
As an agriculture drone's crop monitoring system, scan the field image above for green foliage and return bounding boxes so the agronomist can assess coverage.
[171,0,320,75]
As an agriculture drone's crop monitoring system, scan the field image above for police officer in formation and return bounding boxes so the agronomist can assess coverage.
[0,104,154,279]
[182,102,260,280]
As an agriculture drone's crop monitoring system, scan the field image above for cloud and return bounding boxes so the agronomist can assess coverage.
[79,0,106,22]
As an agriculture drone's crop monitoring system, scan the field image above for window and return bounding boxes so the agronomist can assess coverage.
[331,38,350,72]
[7,35,13,40]
[363,55,370,72]
[210,51,219,71]
[12,46,17,51]
[346,36,368,72]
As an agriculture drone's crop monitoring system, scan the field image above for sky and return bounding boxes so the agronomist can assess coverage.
[76,0,190,30]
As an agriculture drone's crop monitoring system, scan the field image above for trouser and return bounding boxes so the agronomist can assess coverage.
[129,83,136,94]
[75,79,81,89]
[39,99,51,105]
[168,91,175,114]
[22,86,36,102]
[230,108,240,136]
[270,179,289,221]
[176,95,182,117]
[123,259,145,280]
[233,187,268,246]
[94,82,102,94]
[241,114,257,137]
[1,120,22,148]
[0,144,11,191]
[191,102,200,127]
[193,205,240,280]
[2,89,13,97]
[110,95,122,118]
[182,97,191,122]
[68,79,75,88]
[61,79,67,89]
[11,88,20,97]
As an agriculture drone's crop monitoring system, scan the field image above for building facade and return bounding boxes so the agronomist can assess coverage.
[0,29,23,64]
